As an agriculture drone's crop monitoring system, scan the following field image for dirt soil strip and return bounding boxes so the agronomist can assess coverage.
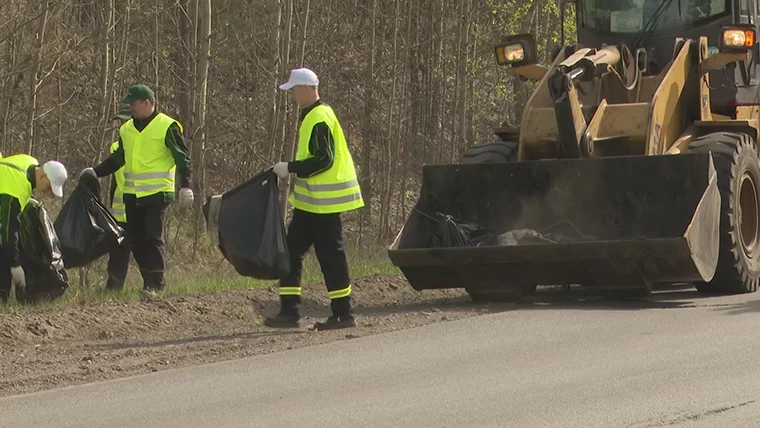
[0,275,502,398]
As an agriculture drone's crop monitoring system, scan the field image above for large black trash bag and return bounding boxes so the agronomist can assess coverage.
[17,199,69,304]
[203,169,290,279]
[53,174,125,268]
[429,213,495,248]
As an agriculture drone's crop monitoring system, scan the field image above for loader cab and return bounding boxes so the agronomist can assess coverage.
[571,0,760,110]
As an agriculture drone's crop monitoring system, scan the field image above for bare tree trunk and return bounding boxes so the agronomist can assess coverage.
[283,0,312,179]
[468,17,477,146]
[279,0,311,219]
[379,0,403,240]
[457,0,471,157]
[408,1,422,167]
[1,16,21,154]
[190,0,200,121]
[56,76,62,159]
[428,0,443,165]
[26,0,51,155]
[192,0,211,207]
[448,0,464,163]
[154,2,160,87]
[177,0,193,131]
[95,0,114,164]
[114,0,131,97]
[395,0,417,236]
[359,0,376,240]
[190,0,211,260]
[266,0,283,162]
[276,0,294,220]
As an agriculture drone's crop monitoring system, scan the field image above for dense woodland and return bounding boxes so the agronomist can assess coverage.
[0,0,575,259]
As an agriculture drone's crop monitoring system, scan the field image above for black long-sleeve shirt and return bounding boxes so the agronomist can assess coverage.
[94,110,191,205]
[0,166,36,266]
[287,100,336,178]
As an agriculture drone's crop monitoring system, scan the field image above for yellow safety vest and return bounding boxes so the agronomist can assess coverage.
[0,154,37,213]
[289,104,364,214]
[119,113,183,198]
[109,141,127,223]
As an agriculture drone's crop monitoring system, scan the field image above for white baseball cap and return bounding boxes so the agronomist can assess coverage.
[42,161,67,197]
[279,68,319,90]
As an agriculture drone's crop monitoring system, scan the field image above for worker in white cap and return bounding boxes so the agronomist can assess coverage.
[265,67,365,330]
[0,154,67,303]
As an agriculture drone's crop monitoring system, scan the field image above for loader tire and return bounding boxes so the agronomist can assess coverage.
[461,140,518,164]
[688,132,760,294]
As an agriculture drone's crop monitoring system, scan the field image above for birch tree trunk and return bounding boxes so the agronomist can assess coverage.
[267,0,283,162]
[95,0,114,164]
[177,0,193,131]
[359,0,376,237]
[26,0,51,155]
[276,0,295,219]
[192,0,211,215]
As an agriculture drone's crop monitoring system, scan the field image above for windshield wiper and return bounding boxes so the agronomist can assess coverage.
[632,0,675,50]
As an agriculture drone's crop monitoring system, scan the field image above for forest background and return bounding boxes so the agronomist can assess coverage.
[0,0,576,293]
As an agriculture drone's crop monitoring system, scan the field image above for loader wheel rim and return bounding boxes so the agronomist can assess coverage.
[738,171,759,257]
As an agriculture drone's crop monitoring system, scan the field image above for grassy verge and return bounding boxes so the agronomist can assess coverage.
[1,246,400,314]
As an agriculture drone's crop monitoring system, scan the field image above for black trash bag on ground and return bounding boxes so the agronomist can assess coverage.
[429,213,495,248]
[203,169,290,279]
[54,174,125,268]
[17,199,69,304]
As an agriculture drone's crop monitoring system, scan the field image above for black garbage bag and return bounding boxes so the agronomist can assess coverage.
[17,199,69,304]
[429,213,495,248]
[54,174,125,268]
[203,169,290,279]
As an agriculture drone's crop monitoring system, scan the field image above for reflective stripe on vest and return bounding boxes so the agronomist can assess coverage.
[110,141,127,223]
[119,113,182,198]
[288,104,364,214]
[0,154,37,213]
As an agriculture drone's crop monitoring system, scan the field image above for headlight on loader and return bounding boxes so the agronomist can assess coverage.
[720,25,756,52]
[493,34,538,68]
[496,43,525,65]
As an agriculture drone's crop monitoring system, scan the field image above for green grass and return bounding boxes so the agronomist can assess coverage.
[0,246,400,314]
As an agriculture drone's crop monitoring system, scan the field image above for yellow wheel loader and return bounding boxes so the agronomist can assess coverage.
[388,0,760,302]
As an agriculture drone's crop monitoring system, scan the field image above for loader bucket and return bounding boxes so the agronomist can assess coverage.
[388,153,720,294]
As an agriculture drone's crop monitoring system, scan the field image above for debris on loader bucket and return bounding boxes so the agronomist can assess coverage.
[388,152,721,295]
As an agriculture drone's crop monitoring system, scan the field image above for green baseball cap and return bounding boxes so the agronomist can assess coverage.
[112,103,132,120]
[120,84,155,104]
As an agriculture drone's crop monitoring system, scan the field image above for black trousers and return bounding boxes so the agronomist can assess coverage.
[124,199,169,291]
[280,209,352,317]
[105,221,132,291]
[0,251,11,303]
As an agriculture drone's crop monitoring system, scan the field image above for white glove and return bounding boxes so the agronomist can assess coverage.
[79,167,97,179]
[178,187,194,204]
[272,162,290,179]
[10,266,25,291]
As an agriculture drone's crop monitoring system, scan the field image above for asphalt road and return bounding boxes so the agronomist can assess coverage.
[3,287,760,427]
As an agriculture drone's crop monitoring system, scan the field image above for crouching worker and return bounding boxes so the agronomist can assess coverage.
[0,155,68,303]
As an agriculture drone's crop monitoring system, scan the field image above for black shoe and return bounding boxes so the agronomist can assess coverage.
[263,313,300,328]
[105,282,123,292]
[314,315,356,331]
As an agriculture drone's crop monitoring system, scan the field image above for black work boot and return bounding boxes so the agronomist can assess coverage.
[104,278,124,292]
[314,314,356,330]
[263,312,300,328]
[315,296,356,331]
[263,295,301,328]
[140,269,165,298]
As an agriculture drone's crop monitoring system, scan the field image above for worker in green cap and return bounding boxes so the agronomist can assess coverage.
[80,85,193,296]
